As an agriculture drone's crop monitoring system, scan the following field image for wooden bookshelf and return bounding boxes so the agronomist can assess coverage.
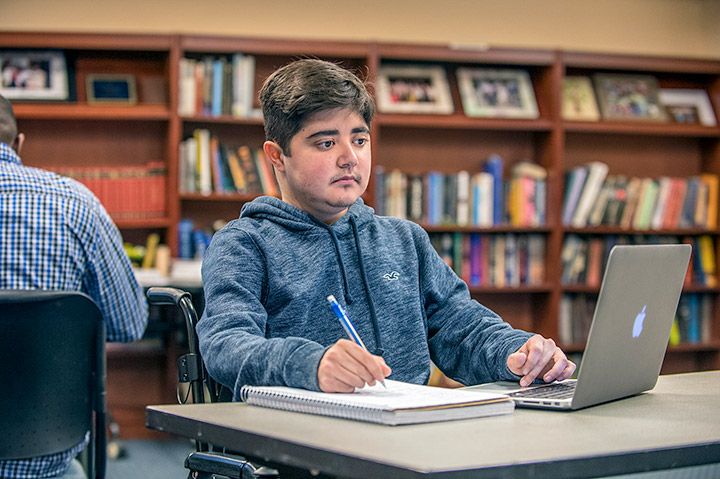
[4,31,719,436]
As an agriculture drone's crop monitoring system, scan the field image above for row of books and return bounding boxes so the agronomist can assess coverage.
[53,162,166,220]
[430,232,545,288]
[561,234,717,287]
[374,156,546,227]
[562,161,719,230]
[559,293,713,345]
[179,129,279,196]
[178,54,259,118]
[177,218,229,260]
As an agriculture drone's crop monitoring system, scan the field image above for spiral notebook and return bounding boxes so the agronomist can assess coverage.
[239,379,514,426]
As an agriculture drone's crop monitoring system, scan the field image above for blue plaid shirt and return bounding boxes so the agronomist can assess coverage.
[0,143,148,478]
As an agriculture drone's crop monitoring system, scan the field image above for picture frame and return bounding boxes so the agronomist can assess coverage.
[376,65,454,114]
[0,50,68,100]
[86,74,137,104]
[658,88,716,126]
[562,76,600,121]
[457,67,539,119]
[665,104,701,124]
[593,73,667,122]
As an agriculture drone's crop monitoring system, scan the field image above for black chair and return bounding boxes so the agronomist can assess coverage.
[0,290,106,479]
[147,287,279,479]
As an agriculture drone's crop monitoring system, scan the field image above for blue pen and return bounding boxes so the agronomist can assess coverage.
[326,295,387,388]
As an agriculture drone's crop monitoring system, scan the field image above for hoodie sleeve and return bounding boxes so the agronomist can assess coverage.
[413,227,531,384]
[197,225,327,398]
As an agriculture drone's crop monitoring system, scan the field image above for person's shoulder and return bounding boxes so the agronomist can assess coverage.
[210,217,263,245]
[27,167,107,223]
[373,213,427,237]
[17,164,94,199]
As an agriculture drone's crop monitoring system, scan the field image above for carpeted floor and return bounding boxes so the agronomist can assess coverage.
[106,438,195,479]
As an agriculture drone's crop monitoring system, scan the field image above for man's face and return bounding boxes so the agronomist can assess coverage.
[275,108,371,224]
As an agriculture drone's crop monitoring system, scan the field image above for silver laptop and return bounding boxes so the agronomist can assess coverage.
[468,244,691,410]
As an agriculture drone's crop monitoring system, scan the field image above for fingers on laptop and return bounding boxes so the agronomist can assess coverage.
[511,335,575,386]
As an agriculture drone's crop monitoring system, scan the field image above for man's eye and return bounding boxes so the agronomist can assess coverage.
[318,140,334,149]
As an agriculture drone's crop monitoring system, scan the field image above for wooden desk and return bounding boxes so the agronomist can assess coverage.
[146,371,720,478]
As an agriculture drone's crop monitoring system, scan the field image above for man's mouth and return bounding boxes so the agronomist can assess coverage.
[332,174,360,184]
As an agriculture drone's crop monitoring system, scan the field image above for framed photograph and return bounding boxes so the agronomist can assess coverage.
[86,74,137,104]
[659,88,716,126]
[376,65,453,114]
[562,76,600,121]
[457,68,538,119]
[0,50,68,100]
[665,105,700,124]
[593,73,667,122]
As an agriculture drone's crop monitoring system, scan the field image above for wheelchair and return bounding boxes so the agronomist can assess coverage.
[147,287,279,479]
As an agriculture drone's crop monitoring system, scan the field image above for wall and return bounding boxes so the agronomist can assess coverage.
[1,0,719,59]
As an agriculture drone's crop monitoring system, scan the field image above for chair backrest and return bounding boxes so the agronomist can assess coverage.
[0,290,106,479]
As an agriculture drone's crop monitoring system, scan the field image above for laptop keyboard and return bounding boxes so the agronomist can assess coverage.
[510,382,576,400]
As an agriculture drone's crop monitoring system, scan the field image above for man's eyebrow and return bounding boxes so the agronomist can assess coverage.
[305,129,339,140]
[304,126,370,140]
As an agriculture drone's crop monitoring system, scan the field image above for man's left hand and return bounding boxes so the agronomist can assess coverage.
[507,334,576,387]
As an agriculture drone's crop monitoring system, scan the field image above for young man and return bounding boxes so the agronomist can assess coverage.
[0,95,148,478]
[198,59,575,397]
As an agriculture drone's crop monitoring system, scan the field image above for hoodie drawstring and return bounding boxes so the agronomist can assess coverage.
[350,216,384,356]
[326,227,354,305]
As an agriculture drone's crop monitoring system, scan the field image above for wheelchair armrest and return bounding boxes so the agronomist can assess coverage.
[147,287,191,306]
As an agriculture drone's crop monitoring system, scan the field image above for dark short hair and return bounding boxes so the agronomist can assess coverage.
[0,94,17,146]
[259,59,374,155]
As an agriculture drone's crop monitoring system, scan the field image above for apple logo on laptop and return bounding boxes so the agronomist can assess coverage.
[632,305,647,338]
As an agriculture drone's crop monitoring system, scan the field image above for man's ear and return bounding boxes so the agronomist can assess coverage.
[263,140,286,172]
[12,133,25,154]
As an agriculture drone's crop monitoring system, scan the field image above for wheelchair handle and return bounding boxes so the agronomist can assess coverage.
[147,287,191,306]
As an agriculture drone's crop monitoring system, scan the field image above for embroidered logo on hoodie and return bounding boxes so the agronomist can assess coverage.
[382,271,400,281]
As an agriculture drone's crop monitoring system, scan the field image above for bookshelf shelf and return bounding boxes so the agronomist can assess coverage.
[561,285,720,294]
[423,225,551,234]
[668,342,720,353]
[563,121,720,137]
[376,114,554,131]
[561,342,720,355]
[469,285,553,294]
[564,226,718,236]
[180,115,264,126]
[14,104,171,121]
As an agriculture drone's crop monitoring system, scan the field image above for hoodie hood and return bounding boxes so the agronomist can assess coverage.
[239,195,374,234]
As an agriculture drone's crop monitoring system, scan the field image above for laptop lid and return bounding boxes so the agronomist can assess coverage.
[569,243,691,409]
[467,244,691,411]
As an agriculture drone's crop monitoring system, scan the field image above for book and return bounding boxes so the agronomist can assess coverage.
[619,177,643,229]
[633,178,659,230]
[239,379,514,426]
[571,161,609,227]
[483,155,504,225]
[141,233,161,269]
[194,129,212,195]
[700,173,718,229]
[471,171,494,227]
[562,165,588,226]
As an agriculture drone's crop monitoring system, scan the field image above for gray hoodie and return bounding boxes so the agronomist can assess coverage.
[198,196,530,399]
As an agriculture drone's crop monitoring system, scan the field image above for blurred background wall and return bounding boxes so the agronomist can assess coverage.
[1,0,719,58]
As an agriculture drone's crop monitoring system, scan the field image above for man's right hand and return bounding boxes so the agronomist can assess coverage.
[317,339,391,392]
